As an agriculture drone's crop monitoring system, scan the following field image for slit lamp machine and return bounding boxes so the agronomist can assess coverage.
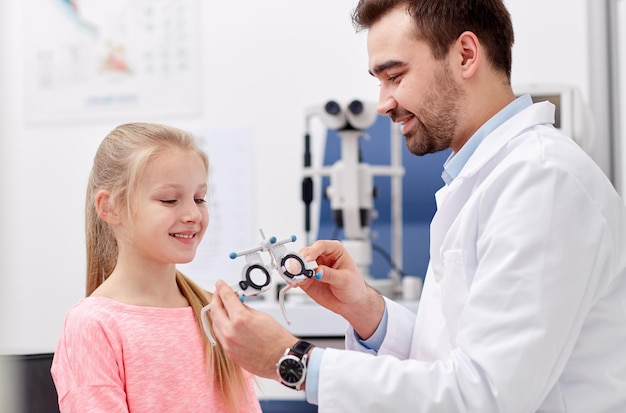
[301,99,406,296]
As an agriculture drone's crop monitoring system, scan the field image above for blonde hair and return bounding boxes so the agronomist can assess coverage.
[85,122,250,412]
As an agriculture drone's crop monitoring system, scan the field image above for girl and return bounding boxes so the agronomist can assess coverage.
[51,123,262,413]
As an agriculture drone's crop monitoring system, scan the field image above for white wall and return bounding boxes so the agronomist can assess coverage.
[0,2,22,410]
[0,0,601,354]
[508,0,589,89]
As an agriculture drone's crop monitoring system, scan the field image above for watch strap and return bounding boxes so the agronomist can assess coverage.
[290,340,313,358]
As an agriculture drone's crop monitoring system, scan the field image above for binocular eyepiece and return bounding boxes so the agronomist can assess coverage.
[320,99,377,131]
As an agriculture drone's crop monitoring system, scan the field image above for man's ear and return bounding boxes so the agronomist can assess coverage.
[94,189,121,225]
[456,31,480,79]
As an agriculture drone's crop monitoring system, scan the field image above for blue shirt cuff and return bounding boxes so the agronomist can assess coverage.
[357,301,388,352]
[305,347,324,405]
[305,304,389,405]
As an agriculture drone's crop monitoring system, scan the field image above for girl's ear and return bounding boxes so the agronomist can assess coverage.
[94,189,121,225]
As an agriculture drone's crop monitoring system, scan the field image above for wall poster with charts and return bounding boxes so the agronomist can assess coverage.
[23,0,202,123]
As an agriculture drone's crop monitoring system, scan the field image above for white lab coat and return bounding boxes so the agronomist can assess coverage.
[317,101,626,412]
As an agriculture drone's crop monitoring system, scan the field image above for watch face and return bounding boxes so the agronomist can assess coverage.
[279,357,304,385]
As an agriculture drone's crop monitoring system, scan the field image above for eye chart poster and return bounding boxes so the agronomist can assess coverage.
[23,0,202,123]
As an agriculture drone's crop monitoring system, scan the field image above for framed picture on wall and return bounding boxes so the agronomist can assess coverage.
[22,0,202,124]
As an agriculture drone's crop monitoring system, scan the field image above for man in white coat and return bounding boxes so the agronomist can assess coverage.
[209,0,626,411]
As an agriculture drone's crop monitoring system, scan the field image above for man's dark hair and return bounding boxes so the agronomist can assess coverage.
[352,0,514,80]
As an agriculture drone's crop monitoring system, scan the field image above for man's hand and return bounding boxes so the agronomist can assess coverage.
[297,240,385,339]
[209,280,298,379]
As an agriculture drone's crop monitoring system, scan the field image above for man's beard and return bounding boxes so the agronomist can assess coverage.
[393,62,464,156]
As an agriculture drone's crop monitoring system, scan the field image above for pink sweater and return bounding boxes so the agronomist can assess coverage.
[51,297,262,413]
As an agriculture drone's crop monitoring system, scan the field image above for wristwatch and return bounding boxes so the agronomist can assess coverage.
[276,340,314,391]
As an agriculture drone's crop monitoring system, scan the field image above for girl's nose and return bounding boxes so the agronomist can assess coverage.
[182,199,203,222]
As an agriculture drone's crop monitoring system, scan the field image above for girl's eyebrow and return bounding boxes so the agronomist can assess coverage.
[369,60,407,77]
[153,182,207,191]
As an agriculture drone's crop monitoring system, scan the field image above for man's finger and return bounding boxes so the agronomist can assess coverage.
[214,280,245,314]
[300,239,341,263]
[210,280,232,317]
